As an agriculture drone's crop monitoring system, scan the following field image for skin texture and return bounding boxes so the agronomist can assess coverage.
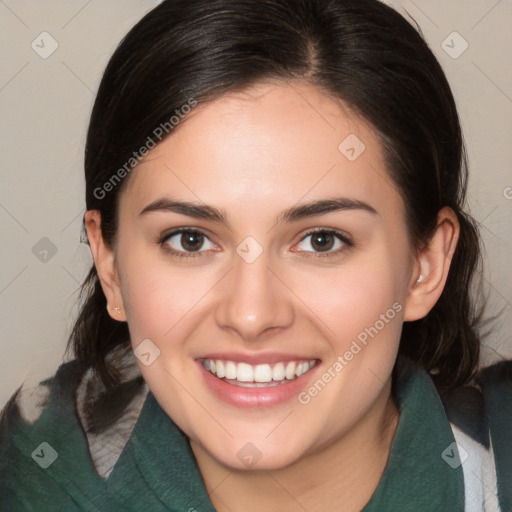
[86,80,460,511]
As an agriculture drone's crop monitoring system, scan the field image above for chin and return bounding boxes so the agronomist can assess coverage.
[197,431,312,472]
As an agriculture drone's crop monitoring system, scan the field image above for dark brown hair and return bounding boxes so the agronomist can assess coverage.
[69,0,485,392]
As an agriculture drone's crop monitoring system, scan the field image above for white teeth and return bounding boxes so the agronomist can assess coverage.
[296,362,310,378]
[285,362,296,380]
[225,361,237,380]
[202,358,317,384]
[272,362,285,381]
[237,362,254,382]
[254,364,272,383]
[216,360,225,378]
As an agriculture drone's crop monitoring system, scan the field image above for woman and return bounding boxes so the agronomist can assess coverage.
[1,0,510,510]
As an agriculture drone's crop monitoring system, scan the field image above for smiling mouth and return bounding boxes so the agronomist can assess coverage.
[200,358,318,387]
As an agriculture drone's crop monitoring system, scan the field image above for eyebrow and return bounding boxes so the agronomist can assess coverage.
[139,196,378,225]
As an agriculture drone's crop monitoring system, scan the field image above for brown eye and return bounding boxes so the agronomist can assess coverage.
[310,231,335,252]
[180,231,204,251]
[295,229,351,255]
[162,229,215,255]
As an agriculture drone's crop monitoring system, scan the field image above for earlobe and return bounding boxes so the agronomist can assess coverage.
[84,210,127,322]
[403,207,460,322]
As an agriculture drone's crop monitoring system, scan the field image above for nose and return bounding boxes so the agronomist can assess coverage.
[214,252,295,343]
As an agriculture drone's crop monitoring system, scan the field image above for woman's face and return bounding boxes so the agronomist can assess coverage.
[113,81,416,470]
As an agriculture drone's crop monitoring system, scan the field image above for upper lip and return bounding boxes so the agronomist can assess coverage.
[197,352,319,365]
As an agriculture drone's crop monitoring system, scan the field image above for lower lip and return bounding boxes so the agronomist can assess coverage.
[197,360,320,408]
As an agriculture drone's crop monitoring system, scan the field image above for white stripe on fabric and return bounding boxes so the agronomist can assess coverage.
[450,423,501,512]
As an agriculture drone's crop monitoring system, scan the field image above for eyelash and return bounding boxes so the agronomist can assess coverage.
[156,228,353,260]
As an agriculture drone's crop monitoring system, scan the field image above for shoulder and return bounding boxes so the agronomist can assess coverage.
[0,359,86,511]
[478,360,512,512]
[435,359,512,442]
[0,358,83,448]
[0,353,150,511]
[437,359,512,512]
[478,358,512,401]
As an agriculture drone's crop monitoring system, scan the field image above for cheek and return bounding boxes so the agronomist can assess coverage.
[291,256,403,348]
[118,254,214,349]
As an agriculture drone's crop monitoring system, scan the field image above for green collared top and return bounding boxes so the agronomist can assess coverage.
[1,356,510,511]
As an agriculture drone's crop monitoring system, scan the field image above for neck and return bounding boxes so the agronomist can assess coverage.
[190,379,400,512]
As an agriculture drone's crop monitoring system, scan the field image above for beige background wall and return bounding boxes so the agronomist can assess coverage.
[1,0,511,408]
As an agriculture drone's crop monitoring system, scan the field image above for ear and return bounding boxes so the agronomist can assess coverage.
[403,207,460,321]
[84,210,127,322]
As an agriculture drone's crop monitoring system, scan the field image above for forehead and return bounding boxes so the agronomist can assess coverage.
[121,81,404,222]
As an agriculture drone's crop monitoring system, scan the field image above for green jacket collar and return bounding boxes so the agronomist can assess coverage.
[105,357,464,511]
